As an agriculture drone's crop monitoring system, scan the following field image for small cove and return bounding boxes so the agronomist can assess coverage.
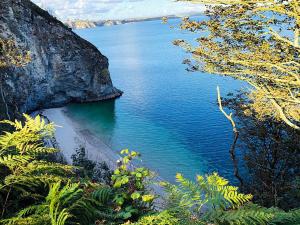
[67,18,248,183]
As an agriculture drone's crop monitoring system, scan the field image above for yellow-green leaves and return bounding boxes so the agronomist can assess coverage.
[129,211,179,225]
[141,194,155,203]
[113,175,129,188]
[131,191,141,200]
[206,172,229,186]
[114,195,125,206]
[130,192,155,203]
[0,154,32,171]
[120,149,129,155]
[175,173,184,182]
[112,150,156,209]
[175,0,300,129]
[0,114,56,156]
[0,114,76,219]
[164,172,253,213]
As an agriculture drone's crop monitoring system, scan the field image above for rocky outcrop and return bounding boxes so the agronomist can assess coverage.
[0,0,122,120]
[65,20,97,29]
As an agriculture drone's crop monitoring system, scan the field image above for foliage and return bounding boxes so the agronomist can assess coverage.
[0,114,56,155]
[161,172,300,225]
[161,172,256,224]
[3,182,78,225]
[223,91,300,209]
[0,115,75,222]
[0,115,299,225]
[0,115,159,225]
[175,0,300,129]
[111,150,156,219]
[203,204,300,225]
[127,211,179,225]
[71,145,112,184]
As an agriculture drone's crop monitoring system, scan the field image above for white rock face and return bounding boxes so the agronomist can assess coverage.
[0,0,122,119]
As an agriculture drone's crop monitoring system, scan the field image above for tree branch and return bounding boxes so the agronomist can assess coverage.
[217,86,244,187]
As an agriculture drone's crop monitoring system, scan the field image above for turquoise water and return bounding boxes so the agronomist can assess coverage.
[68,18,247,182]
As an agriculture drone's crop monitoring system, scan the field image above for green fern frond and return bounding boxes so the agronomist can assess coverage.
[9,182,81,225]
[50,206,71,225]
[17,143,58,156]
[53,182,83,207]
[129,211,179,225]
[171,172,253,212]
[91,186,113,205]
[4,174,69,192]
[24,161,74,177]
[203,205,273,225]
[206,205,300,225]
[0,154,32,170]
[16,204,47,218]
[0,114,56,156]
[0,214,51,225]
[268,207,300,225]
[206,172,229,186]
[221,185,253,208]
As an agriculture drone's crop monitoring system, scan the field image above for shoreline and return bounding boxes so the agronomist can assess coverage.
[39,107,165,206]
[66,14,204,30]
[40,107,120,169]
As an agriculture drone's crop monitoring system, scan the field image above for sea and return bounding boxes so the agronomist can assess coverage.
[67,17,248,183]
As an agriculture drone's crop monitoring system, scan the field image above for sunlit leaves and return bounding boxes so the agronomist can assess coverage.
[165,172,253,212]
[112,150,155,206]
[176,0,300,129]
[0,114,56,156]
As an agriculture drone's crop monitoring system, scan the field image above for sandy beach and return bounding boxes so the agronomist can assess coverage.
[40,107,120,169]
[39,107,165,206]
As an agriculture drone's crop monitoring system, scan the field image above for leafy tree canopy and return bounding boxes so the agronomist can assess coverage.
[175,0,300,129]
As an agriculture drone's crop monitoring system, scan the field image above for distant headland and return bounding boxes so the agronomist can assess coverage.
[64,15,193,29]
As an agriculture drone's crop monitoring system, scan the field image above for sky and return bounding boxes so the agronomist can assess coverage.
[32,0,205,21]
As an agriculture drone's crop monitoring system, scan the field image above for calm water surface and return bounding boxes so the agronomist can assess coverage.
[67,18,247,182]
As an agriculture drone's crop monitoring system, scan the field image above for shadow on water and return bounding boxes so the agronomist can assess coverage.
[67,99,117,144]
[225,93,300,210]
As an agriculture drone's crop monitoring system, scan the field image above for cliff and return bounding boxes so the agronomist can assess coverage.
[65,20,97,29]
[0,0,122,120]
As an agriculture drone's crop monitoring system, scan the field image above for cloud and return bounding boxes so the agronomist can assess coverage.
[32,0,205,21]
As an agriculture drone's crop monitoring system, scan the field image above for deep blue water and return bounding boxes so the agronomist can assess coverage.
[67,18,247,182]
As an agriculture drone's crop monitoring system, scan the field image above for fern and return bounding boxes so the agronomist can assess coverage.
[203,204,273,225]
[208,205,300,225]
[162,173,257,224]
[68,186,120,225]
[163,174,300,225]
[47,182,83,207]
[49,207,71,225]
[0,155,32,171]
[91,186,113,205]
[259,207,300,225]
[0,115,77,220]
[1,215,51,225]
[3,174,68,193]
[0,114,56,156]
[170,172,253,212]
[128,211,180,225]
[1,115,299,225]
[24,161,74,177]
[5,182,81,225]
